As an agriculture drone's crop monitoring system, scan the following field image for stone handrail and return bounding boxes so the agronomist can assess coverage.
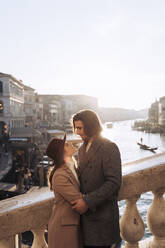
[119,152,165,248]
[0,187,54,247]
[0,152,165,247]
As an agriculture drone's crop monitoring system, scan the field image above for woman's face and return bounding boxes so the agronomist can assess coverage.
[64,141,77,156]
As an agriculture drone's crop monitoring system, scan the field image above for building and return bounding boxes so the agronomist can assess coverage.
[148,100,159,124]
[38,95,62,128]
[35,93,44,128]
[38,94,98,128]
[0,72,25,135]
[24,85,37,127]
[158,96,165,126]
[0,72,98,133]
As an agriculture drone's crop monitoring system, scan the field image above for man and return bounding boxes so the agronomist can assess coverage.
[71,109,122,248]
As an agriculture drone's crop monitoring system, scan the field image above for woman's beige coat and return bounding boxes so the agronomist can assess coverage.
[48,165,82,248]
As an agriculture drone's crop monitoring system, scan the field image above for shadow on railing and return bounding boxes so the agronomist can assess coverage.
[0,152,165,248]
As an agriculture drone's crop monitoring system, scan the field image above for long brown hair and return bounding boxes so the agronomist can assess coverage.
[71,109,102,137]
[47,162,62,190]
[46,137,65,190]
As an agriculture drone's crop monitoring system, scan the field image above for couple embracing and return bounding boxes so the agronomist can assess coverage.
[46,109,122,248]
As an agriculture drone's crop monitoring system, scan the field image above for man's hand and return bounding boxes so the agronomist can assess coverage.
[71,199,88,214]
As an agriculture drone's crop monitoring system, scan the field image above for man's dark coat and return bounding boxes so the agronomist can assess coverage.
[77,135,122,246]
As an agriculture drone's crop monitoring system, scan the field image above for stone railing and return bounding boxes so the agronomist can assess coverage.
[119,152,165,248]
[0,152,165,248]
[0,188,54,248]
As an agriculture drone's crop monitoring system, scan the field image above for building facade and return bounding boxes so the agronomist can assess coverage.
[148,100,159,124]
[35,93,44,128]
[0,72,25,135]
[24,85,38,127]
[158,97,165,126]
[38,94,98,128]
[0,72,99,134]
[38,95,62,128]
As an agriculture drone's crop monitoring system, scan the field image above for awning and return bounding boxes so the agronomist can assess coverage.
[10,127,41,138]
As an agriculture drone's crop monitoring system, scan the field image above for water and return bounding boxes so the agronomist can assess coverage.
[102,120,165,240]
[102,120,165,164]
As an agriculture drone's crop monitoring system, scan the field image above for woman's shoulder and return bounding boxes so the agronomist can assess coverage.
[52,165,72,186]
[53,165,68,177]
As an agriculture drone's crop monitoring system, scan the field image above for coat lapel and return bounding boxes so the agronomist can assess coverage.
[63,165,80,189]
[78,136,102,176]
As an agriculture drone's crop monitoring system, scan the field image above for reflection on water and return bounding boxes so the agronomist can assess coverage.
[102,120,165,164]
[102,120,165,240]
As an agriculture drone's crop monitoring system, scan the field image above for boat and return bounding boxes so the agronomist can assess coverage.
[137,142,158,153]
[105,122,113,128]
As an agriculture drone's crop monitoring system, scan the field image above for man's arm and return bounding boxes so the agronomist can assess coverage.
[53,173,82,203]
[72,198,88,214]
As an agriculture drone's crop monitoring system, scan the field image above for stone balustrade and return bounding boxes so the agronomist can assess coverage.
[0,188,54,248]
[0,152,165,248]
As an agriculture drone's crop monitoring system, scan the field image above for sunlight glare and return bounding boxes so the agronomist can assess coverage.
[102,125,116,141]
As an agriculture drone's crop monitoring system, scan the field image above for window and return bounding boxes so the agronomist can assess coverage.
[0,81,3,93]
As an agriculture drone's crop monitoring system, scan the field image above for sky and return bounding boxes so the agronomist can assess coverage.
[0,0,165,110]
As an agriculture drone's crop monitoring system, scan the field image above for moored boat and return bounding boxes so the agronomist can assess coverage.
[137,142,158,153]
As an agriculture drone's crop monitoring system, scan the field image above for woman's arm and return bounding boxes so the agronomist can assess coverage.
[53,173,82,203]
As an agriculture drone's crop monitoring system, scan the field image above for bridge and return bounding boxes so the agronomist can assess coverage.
[0,152,165,247]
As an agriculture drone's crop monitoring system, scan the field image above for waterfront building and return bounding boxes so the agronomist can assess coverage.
[38,95,62,128]
[158,96,165,126]
[60,97,74,127]
[35,93,44,128]
[24,85,37,127]
[38,94,98,128]
[0,72,25,134]
[0,72,98,132]
[148,100,159,124]
[59,94,98,126]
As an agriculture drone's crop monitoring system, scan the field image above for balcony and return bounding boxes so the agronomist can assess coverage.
[0,152,165,248]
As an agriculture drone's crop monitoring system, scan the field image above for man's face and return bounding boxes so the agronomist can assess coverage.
[74,120,87,141]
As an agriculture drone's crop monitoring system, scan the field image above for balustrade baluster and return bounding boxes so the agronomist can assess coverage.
[0,236,15,248]
[31,226,48,248]
[147,188,165,248]
[120,195,145,248]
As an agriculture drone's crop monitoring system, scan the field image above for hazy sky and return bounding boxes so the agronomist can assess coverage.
[1,0,165,110]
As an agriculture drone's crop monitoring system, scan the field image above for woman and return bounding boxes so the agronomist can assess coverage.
[46,134,82,248]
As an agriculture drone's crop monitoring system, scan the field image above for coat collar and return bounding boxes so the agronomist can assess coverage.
[62,164,80,188]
